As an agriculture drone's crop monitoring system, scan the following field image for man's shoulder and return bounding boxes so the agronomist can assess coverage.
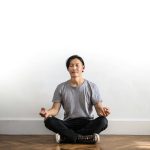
[56,80,69,89]
[85,79,97,87]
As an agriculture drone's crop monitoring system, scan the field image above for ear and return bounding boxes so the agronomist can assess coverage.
[82,66,85,72]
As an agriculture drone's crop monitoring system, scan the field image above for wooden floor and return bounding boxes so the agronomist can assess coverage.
[0,135,150,150]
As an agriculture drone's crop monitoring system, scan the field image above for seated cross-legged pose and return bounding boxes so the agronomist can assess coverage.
[39,55,110,144]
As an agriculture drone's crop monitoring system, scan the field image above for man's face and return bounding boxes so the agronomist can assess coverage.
[68,58,84,78]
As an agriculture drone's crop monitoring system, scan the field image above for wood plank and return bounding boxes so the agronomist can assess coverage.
[0,135,150,150]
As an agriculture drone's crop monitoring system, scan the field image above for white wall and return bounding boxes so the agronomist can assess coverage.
[0,0,150,135]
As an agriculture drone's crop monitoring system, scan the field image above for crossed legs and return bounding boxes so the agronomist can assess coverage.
[44,116,108,143]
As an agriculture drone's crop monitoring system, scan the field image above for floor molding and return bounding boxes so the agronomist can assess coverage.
[0,119,150,135]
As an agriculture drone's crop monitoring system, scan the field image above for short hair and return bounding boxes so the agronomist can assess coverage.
[66,55,85,69]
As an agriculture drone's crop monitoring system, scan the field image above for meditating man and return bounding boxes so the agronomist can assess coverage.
[39,55,110,144]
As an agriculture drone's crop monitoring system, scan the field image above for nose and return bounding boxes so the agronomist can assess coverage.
[72,65,77,70]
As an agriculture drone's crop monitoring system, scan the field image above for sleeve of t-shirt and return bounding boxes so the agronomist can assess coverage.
[91,83,102,105]
[52,84,62,102]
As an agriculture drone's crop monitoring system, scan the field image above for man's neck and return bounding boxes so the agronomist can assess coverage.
[69,77,84,87]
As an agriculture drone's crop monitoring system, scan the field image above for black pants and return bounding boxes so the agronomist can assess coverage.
[44,116,108,143]
[44,116,108,142]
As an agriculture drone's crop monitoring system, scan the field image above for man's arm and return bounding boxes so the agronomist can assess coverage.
[39,102,61,118]
[94,101,110,117]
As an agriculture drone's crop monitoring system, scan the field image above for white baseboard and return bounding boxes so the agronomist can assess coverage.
[103,119,150,135]
[0,119,150,135]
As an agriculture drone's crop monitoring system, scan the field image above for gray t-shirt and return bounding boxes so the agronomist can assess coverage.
[52,79,102,120]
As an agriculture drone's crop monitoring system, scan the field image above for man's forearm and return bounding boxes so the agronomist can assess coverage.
[47,108,59,117]
[94,102,106,116]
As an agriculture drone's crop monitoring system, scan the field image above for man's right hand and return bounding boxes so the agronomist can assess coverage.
[39,107,52,118]
[39,107,46,117]
[39,103,61,118]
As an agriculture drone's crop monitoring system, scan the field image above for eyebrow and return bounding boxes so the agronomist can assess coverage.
[70,63,80,65]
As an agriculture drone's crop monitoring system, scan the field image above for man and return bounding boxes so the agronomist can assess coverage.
[39,55,110,144]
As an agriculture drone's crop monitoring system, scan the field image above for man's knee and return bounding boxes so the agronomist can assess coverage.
[44,117,56,129]
[97,116,108,130]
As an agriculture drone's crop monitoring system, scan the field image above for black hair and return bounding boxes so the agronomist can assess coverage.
[66,55,85,69]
